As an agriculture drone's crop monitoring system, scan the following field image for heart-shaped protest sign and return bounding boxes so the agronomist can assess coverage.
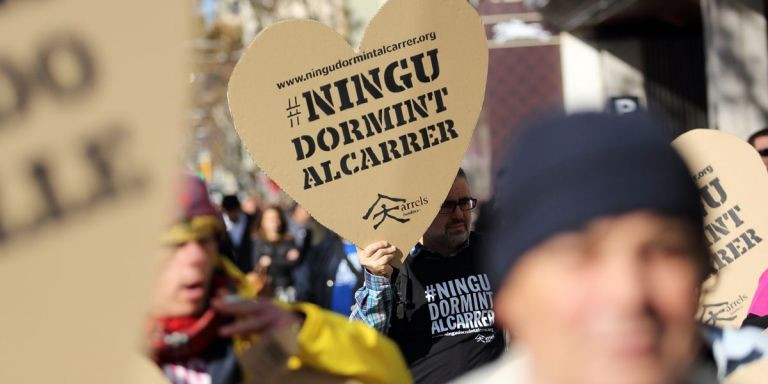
[673,129,768,328]
[228,0,488,261]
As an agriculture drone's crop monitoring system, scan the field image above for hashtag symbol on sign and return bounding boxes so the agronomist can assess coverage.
[425,285,436,302]
[286,96,301,128]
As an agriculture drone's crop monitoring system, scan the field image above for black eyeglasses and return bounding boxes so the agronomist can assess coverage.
[439,198,478,214]
[758,149,768,157]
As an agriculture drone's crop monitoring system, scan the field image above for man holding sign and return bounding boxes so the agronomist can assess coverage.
[351,170,504,384]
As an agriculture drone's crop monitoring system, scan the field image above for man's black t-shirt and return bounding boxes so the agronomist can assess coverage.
[388,234,504,384]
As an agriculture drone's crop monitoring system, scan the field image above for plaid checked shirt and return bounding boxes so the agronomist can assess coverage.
[350,269,395,333]
[349,242,471,333]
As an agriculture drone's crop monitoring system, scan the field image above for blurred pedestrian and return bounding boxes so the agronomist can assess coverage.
[149,174,412,384]
[351,170,504,384]
[288,204,313,255]
[295,231,364,316]
[221,194,256,272]
[252,206,300,302]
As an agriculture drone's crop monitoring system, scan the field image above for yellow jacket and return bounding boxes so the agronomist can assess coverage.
[290,302,412,384]
[219,256,412,384]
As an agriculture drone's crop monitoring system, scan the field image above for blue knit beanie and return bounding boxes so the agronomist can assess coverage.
[486,112,703,288]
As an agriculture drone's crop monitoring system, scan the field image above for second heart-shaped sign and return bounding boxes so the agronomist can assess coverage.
[228,0,488,261]
[673,129,768,327]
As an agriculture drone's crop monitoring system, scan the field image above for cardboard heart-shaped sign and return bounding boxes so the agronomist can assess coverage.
[228,0,488,261]
[673,129,768,328]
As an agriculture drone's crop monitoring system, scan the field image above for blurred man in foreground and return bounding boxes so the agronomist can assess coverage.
[456,113,767,384]
[149,175,410,384]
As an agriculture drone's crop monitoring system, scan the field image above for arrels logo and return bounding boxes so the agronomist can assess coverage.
[699,294,748,326]
[362,193,429,230]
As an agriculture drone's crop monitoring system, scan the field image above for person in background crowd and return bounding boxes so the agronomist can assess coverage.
[252,206,300,302]
[288,204,313,255]
[288,203,331,258]
[221,194,255,272]
[351,170,505,384]
[240,194,263,219]
[455,113,768,384]
[295,230,364,316]
[149,174,412,384]
[748,127,768,170]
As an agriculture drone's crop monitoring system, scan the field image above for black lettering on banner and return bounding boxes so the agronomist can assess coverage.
[0,58,28,125]
[712,226,763,269]
[703,205,744,246]
[349,68,383,106]
[36,35,96,98]
[83,126,147,201]
[0,33,96,130]
[693,165,714,182]
[0,26,152,254]
[292,87,447,162]
[292,135,315,161]
[288,46,453,191]
[696,175,766,270]
[700,177,727,209]
[0,124,148,249]
[301,49,441,123]
[300,118,455,190]
[30,158,64,224]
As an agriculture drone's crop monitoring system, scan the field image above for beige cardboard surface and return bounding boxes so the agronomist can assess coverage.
[724,358,768,383]
[0,1,186,382]
[673,129,768,328]
[228,0,488,262]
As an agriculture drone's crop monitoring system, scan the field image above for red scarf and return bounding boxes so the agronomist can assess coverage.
[150,272,233,364]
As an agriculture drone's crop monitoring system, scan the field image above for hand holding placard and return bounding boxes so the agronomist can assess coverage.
[357,241,398,278]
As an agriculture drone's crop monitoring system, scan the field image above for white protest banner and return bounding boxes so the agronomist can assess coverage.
[0,1,187,382]
[228,0,488,262]
[673,129,768,328]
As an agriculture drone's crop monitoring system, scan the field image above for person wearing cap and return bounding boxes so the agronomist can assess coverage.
[454,113,768,384]
[350,170,505,384]
[149,175,411,384]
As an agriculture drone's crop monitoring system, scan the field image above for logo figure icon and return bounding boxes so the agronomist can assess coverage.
[699,302,738,326]
[474,334,494,344]
[362,193,410,230]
